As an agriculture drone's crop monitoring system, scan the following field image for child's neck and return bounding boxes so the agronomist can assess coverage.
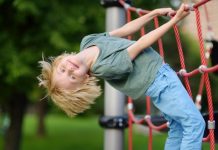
[78,46,100,70]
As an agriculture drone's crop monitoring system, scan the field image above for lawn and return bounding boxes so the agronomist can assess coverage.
[0,114,214,150]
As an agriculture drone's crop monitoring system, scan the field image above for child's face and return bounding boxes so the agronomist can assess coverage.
[53,54,89,90]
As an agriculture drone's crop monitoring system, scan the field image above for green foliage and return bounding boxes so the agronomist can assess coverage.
[0,0,216,116]
[0,0,105,103]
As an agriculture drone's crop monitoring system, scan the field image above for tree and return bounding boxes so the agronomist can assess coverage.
[0,0,104,150]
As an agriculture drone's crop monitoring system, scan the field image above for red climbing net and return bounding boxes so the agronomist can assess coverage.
[118,0,218,150]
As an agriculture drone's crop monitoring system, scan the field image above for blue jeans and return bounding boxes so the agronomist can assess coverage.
[145,64,205,150]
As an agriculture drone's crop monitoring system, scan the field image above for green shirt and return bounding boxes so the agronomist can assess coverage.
[80,32,163,99]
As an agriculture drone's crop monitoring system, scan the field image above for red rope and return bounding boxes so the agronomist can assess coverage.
[198,75,204,96]
[195,7,215,150]
[128,98,133,150]
[146,96,152,150]
[178,65,218,77]
[154,17,165,58]
[128,102,168,131]
[203,134,210,142]
[173,24,193,97]
[126,9,132,40]
[193,0,211,9]
[118,0,217,150]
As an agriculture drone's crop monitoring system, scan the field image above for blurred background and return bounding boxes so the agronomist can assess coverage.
[0,0,217,150]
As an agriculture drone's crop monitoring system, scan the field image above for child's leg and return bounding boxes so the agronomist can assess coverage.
[164,118,183,150]
[146,64,205,150]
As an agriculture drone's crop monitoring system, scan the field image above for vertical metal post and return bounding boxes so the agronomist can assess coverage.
[101,2,127,150]
[104,82,126,150]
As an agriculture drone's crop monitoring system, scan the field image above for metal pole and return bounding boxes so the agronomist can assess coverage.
[104,6,126,150]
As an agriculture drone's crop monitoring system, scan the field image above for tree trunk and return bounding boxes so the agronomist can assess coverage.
[4,93,27,150]
[36,100,47,137]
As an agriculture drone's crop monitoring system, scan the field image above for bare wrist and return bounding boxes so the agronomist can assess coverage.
[170,17,179,25]
[152,9,160,16]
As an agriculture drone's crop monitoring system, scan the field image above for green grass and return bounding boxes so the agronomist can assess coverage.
[22,115,104,150]
[0,114,215,150]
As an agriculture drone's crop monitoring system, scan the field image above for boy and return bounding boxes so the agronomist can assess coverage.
[38,4,205,150]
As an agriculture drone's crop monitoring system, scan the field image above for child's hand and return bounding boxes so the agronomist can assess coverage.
[173,3,190,22]
[155,8,176,17]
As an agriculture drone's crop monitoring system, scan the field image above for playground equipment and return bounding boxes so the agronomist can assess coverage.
[100,0,218,150]
[100,1,129,150]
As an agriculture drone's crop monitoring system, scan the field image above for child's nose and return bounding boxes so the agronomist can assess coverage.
[66,62,73,70]
[67,67,74,73]
[67,66,74,74]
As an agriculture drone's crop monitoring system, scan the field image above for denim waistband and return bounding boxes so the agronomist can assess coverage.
[157,63,171,74]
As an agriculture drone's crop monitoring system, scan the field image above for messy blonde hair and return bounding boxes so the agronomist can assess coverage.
[37,53,101,117]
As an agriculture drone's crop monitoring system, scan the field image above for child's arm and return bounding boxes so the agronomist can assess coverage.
[127,4,190,60]
[109,8,175,38]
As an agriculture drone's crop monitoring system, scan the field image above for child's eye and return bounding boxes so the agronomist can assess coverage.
[60,68,65,73]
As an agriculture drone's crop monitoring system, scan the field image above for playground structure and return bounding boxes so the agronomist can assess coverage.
[100,0,218,150]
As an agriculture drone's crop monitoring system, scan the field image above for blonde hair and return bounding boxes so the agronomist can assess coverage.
[37,53,101,117]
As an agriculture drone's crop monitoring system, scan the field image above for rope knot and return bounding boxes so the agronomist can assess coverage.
[198,65,207,73]
[195,94,202,110]
[136,8,142,14]
[205,31,215,41]
[127,103,133,110]
[166,122,170,127]
[208,120,215,129]
[123,3,130,9]
[179,69,187,76]
[188,3,195,11]
[205,41,213,50]
[195,94,202,102]
[144,115,151,119]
